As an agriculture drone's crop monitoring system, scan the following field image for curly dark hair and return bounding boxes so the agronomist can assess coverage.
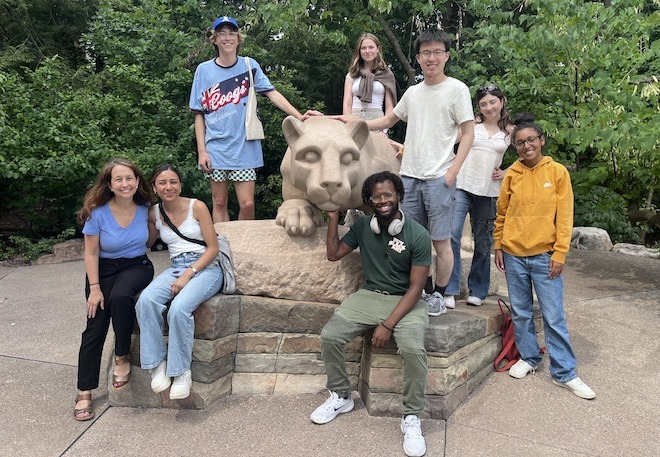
[361,171,405,204]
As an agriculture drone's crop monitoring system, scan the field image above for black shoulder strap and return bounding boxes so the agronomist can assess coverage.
[158,202,207,247]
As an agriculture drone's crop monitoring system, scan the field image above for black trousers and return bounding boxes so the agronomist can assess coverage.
[77,255,154,391]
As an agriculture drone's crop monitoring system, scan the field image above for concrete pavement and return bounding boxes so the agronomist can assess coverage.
[0,249,658,456]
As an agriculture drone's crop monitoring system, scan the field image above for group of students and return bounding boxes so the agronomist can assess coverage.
[72,15,594,457]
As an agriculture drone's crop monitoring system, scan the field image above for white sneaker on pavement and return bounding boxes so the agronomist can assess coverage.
[444,295,456,309]
[150,360,171,393]
[422,291,446,316]
[401,415,426,456]
[466,296,483,306]
[169,370,192,400]
[509,359,536,379]
[310,391,355,424]
[553,377,596,399]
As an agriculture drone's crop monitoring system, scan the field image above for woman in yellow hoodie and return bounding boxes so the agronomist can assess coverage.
[493,114,595,400]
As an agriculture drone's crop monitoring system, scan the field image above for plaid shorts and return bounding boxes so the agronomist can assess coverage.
[205,168,257,182]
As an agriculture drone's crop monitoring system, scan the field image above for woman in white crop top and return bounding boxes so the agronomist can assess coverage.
[136,164,223,400]
[445,85,514,308]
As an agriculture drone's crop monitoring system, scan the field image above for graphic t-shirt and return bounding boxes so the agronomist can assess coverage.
[189,56,275,170]
[342,215,432,295]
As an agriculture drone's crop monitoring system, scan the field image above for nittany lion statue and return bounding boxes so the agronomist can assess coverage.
[275,115,400,236]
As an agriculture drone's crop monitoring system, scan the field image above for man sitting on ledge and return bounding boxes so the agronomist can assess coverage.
[310,171,432,457]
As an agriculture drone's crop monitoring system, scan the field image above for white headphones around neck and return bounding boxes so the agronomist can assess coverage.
[370,209,406,236]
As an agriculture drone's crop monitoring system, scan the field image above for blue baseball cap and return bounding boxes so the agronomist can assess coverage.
[213,16,239,30]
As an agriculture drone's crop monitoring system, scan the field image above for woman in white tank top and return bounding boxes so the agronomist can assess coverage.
[445,85,514,308]
[136,164,223,400]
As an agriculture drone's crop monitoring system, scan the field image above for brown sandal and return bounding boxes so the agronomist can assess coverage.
[73,392,94,421]
[112,353,132,391]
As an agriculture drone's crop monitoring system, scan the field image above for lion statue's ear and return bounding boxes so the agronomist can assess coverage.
[345,119,370,151]
[282,116,306,146]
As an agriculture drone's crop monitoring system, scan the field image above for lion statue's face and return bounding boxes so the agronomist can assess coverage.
[283,117,371,211]
[277,116,401,236]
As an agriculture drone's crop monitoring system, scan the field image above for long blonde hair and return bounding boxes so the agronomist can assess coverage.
[348,33,388,78]
[77,158,152,224]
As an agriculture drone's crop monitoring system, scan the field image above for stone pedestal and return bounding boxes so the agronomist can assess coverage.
[359,298,503,419]
[109,220,506,417]
[110,294,510,420]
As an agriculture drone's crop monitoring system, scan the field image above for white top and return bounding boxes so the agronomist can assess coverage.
[393,77,473,180]
[456,123,510,197]
[155,199,206,259]
[347,74,385,110]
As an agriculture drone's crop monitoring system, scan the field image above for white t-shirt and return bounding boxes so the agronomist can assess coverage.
[393,77,473,180]
[456,123,510,197]
[347,74,386,110]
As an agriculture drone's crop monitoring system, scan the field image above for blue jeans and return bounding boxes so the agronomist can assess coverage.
[136,252,223,377]
[502,251,577,382]
[446,190,495,298]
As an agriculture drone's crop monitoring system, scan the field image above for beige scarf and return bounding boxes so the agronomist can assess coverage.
[357,67,397,104]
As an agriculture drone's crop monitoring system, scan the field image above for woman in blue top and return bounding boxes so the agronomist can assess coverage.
[190,15,320,223]
[136,164,223,400]
[73,158,154,421]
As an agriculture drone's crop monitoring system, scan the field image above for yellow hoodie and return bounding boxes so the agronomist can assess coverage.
[493,156,573,264]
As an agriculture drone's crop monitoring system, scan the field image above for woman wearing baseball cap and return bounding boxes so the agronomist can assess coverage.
[189,16,321,222]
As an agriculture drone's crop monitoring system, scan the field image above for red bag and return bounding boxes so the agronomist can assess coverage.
[494,299,519,372]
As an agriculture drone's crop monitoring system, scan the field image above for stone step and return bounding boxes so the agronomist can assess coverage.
[109,294,518,420]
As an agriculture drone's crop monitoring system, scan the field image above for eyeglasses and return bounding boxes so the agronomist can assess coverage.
[513,135,541,148]
[477,84,499,93]
[370,191,397,203]
[418,49,449,59]
[217,31,238,38]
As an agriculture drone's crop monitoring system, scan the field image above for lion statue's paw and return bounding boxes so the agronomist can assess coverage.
[275,199,324,237]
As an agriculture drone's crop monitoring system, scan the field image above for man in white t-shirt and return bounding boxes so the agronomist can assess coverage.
[365,28,475,316]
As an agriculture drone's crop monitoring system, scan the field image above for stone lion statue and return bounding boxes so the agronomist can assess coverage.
[275,115,400,236]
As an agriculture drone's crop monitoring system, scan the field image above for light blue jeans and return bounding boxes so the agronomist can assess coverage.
[136,252,223,377]
[446,189,496,298]
[502,251,577,382]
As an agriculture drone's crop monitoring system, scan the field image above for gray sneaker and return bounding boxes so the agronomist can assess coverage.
[422,291,446,316]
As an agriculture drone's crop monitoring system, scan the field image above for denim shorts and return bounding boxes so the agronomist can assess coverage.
[401,175,456,241]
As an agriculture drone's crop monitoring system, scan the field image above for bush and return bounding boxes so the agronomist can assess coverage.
[573,185,639,244]
[0,228,76,261]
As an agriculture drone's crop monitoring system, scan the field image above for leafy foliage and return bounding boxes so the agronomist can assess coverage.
[0,0,658,249]
[0,228,76,261]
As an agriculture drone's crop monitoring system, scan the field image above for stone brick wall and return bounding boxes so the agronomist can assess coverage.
[110,294,512,419]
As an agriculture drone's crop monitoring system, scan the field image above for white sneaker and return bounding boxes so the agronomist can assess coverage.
[169,370,192,400]
[444,295,455,309]
[310,391,354,424]
[509,359,536,379]
[401,415,426,456]
[553,377,596,399]
[149,360,171,393]
[422,291,446,316]
[466,296,483,306]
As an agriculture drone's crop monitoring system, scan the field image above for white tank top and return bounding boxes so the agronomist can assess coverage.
[155,199,206,258]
